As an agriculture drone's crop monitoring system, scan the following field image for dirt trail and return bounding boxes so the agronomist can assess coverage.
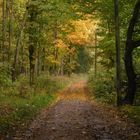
[14,81,140,140]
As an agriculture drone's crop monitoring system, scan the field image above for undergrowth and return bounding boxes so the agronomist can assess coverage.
[0,73,72,138]
[88,70,140,125]
[88,70,116,104]
[121,106,140,125]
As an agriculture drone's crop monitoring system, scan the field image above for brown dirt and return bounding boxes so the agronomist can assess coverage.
[13,81,140,140]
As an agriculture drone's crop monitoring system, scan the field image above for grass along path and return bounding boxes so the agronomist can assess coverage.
[14,80,140,140]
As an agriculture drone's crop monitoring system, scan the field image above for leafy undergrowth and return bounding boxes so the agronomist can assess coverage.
[88,71,140,126]
[121,106,140,126]
[88,71,116,105]
[0,93,54,137]
[0,74,82,138]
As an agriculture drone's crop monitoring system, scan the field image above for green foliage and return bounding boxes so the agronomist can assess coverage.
[121,106,140,125]
[0,64,12,87]
[35,75,65,94]
[0,74,68,136]
[0,73,87,137]
[88,69,116,104]
[74,45,92,73]
[0,93,54,135]
[98,35,115,69]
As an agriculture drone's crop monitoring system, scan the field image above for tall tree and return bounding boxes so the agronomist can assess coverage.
[124,0,140,105]
[2,0,6,63]
[27,0,39,85]
[12,7,28,81]
[114,0,121,106]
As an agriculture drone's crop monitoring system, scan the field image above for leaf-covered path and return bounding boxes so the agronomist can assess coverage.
[14,81,140,140]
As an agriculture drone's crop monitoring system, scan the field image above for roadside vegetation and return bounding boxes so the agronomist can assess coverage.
[0,72,69,137]
[88,0,140,126]
[0,0,140,138]
[0,69,87,138]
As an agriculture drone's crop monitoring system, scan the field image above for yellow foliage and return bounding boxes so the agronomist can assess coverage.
[56,39,68,49]
[68,19,99,45]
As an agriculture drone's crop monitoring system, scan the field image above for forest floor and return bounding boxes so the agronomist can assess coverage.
[13,80,140,140]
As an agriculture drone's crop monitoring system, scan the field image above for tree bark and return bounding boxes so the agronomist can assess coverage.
[8,0,13,64]
[27,1,38,86]
[94,30,97,78]
[124,1,140,105]
[2,0,6,64]
[114,0,121,106]
[53,20,58,75]
[12,8,28,82]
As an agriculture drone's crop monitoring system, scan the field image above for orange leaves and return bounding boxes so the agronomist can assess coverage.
[56,39,67,49]
[55,39,76,55]
[68,19,98,45]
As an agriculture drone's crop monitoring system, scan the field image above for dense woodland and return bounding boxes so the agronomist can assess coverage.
[0,0,93,84]
[0,0,140,138]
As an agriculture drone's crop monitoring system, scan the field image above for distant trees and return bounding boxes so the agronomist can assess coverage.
[0,0,93,86]
[1,0,140,106]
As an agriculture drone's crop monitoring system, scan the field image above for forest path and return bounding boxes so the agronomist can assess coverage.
[15,80,140,140]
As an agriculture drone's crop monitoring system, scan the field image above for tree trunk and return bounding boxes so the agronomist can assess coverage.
[124,43,136,104]
[8,0,13,65]
[37,47,40,76]
[94,30,97,78]
[53,20,58,75]
[124,1,140,105]
[12,9,28,82]
[2,0,6,64]
[60,58,64,76]
[29,44,36,86]
[114,0,121,106]
[41,48,45,71]
[27,1,38,86]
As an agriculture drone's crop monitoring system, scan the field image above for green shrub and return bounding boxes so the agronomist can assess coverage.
[88,70,116,104]
[0,64,12,87]
[35,75,66,94]
[121,105,140,125]
[0,74,69,137]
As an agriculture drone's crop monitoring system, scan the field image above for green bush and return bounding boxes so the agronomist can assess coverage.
[121,105,140,125]
[0,64,12,87]
[88,70,116,104]
[0,74,70,137]
[0,93,54,135]
[35,75,65,94]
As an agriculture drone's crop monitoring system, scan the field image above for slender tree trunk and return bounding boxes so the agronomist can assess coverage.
[124,1,140,105]
[20,44,24,73]
[114,0,121,106]
[37,47,40,76]
[12,30,23,81]
[12,10,27,82]
[27,1,38,86]
[60,58,64,76]
[41,48,45,71]
[8,0,13,64]
[2,0,6,64]
[29,44,36,86]
[94,30,97,78]
[53,20,58,75]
